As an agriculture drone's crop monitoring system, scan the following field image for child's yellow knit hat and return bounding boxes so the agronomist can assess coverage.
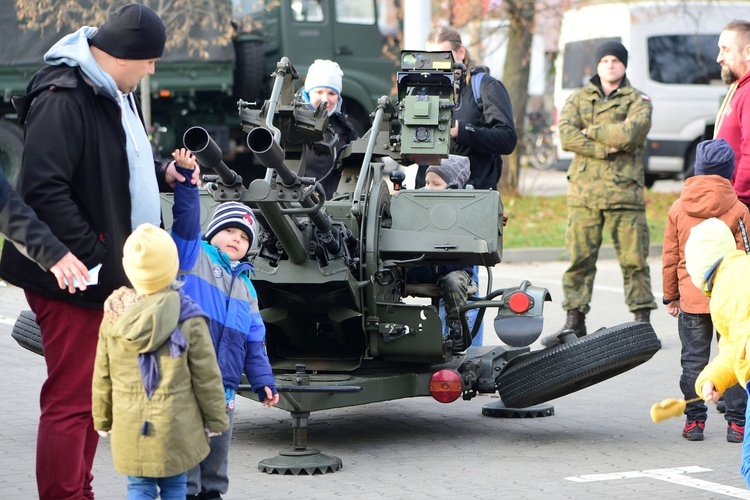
[122,223,178,296]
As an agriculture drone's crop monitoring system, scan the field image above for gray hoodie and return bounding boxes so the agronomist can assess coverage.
[44,26,160,231]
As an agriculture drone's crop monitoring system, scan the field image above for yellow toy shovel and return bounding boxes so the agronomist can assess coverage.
[650,397,702,423]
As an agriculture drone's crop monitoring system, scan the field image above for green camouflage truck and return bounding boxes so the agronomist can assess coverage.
[0,0,396,184]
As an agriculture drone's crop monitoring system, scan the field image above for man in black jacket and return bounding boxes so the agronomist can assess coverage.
[0,5,198,498]
[0,169,89,292]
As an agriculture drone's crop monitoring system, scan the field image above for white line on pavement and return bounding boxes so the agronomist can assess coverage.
[567,466,750,498]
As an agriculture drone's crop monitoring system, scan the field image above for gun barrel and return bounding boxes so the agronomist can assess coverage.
[246,126,297,186]
[183,127,240,186]
[247,126,339,253]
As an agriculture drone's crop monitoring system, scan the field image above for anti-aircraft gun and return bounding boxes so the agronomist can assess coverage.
[183,53,662,474]
[176,53,663,474]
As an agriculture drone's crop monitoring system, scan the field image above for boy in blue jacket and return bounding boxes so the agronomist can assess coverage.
[170,149,278,500]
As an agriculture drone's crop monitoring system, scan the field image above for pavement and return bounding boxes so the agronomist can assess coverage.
[4,253,750,499]
[6,168,731,500]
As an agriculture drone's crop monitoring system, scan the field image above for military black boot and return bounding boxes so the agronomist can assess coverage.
[540,309,586,347]
[634,308,651,323]
[448,320,466,354]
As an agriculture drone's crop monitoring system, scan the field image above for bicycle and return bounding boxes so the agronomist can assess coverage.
[524,111,556,170]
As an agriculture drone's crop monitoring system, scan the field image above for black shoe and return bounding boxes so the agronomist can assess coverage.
[682,420,705,441]
[728,422,745,443]
[634,308,651,323]
[540,310,586,347]
[448,320,465,353]
[716,395,726,413]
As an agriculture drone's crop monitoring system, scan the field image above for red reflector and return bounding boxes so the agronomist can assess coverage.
[508,292,531,313]
[429,369,462,403]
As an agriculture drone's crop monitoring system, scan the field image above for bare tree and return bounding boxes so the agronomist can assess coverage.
[498,0,535,194]
[14,0,238,132]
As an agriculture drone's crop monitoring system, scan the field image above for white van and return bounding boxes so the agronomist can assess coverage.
[553,0,748,186]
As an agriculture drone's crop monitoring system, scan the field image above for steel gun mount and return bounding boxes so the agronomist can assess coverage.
[180,55,660,475]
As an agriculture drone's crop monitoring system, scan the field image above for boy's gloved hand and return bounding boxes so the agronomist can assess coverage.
[256,386,280,407]
[97,430,111,438]
[225,387,236,410]
[205,428,222,438]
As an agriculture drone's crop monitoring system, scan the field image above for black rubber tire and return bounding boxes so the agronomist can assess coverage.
[0,120,24,187]
[11,310,44,357]
[644,173,658,188]
[496,321,660,408]
[234,40,266,104]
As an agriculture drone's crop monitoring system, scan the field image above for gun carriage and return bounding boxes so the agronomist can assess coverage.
[12,53,661,476]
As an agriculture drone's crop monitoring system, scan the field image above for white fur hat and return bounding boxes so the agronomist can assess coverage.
[304,59,343,95]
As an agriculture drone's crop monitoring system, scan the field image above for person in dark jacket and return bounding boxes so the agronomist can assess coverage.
[419,26,517,190]
[0,169,89,292]
[297,59,358,200]
[0,5,199,498]
[406,155,476,353]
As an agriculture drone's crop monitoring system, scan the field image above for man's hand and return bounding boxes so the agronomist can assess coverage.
[50,252,90,294]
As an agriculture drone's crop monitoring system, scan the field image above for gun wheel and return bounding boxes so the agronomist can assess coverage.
[11,310,43,357]
[496,321,660,408]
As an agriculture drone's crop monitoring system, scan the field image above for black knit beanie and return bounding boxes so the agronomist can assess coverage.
[89,4,166,60]
[694,139,735,180]
[426,155,471,189]
[595,41,628,67]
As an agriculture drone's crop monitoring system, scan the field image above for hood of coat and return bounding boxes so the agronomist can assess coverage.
[102,288,180,353]
[681,175,740,219]
[710,250,750,341]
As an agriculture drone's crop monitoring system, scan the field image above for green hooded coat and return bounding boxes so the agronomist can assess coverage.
[92,287,229,477]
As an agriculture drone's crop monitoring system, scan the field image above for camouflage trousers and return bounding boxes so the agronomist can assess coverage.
[437,270,473,321]
[562,206,656,314]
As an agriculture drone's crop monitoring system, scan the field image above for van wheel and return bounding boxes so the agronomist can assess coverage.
[496,321,661,408]
[644,173,658,188]
[234,40,266,104]
[0,120,24,186]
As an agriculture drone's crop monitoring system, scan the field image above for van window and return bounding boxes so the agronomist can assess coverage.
[561,37,620,89]
[647,35,721,84]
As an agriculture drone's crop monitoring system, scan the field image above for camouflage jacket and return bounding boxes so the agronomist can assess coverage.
[559,76,652,209]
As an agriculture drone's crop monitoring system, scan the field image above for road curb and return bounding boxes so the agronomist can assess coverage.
[502,244,664,263]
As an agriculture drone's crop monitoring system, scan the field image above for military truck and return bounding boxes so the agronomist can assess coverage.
[0,0,396,185]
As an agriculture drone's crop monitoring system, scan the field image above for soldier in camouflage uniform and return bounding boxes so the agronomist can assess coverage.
[541,41,657,347]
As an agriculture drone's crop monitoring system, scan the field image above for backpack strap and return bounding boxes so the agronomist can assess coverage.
[471,71,485,111]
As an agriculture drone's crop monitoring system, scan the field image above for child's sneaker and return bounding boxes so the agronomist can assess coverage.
[682,420,705,441]
[727,422,745,443]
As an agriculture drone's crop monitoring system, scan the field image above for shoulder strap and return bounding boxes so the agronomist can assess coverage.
[739,219,750,253]
[471,71,485,110]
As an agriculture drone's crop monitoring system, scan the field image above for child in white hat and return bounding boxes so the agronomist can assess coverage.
[298,59,358,200]
[92,223,228,499]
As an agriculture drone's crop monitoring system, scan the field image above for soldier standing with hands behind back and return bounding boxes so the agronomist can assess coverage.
[541,41,656,347]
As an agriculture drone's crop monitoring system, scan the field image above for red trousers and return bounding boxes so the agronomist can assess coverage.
[26,292,103,500]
